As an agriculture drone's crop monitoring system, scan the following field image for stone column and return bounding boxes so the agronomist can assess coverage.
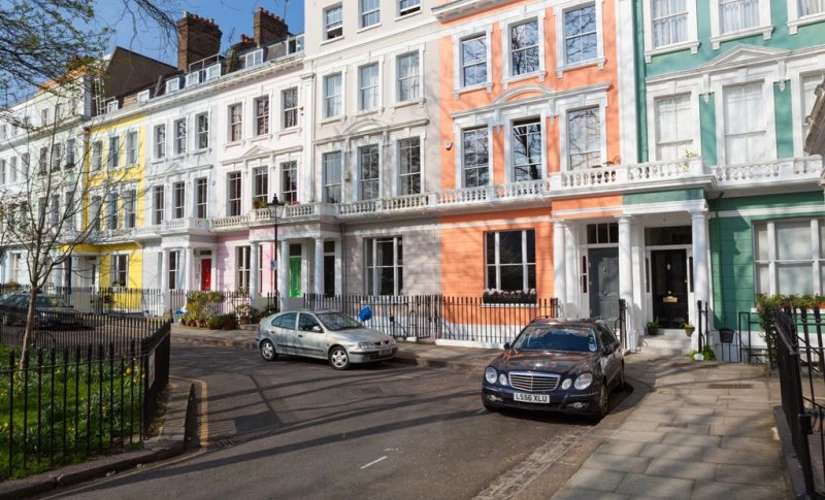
[250,243,260,298]
[334,239,343,295]
[618,215,635,349]
[691,210,711,350]
[553,221,567,318]
[314,238,324,295]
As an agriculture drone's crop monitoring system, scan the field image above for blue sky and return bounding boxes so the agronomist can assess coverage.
[97,0,305,65]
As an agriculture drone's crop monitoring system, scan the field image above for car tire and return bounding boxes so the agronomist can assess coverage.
[260,340,278,362]
[328,345,350,370]
[617,363,626,391]
[594,382,609,421]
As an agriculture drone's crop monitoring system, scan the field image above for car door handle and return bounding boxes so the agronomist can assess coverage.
[298,334,303,338]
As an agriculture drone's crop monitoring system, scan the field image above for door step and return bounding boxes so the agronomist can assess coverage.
[642,333,692,357]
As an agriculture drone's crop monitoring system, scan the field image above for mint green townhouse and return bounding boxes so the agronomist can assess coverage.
[624,0,825,355]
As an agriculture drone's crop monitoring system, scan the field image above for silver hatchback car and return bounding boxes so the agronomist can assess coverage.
[254,310,398,369]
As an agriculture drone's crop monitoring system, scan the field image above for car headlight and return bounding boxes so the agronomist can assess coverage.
[574,372,593,390]
[387,337,396,345]
[485,367,498,384]
[356,342,375,351]
[561,378,573,390]
[498,373,508,386]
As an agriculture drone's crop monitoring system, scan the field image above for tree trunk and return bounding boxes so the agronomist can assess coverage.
[18,288,39,369]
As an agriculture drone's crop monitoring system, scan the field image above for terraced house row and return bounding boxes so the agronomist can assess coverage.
[1,0,825,354]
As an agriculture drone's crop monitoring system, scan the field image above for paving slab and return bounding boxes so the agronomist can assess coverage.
[691,481,787,500]
[566,468,626,492]
[615,473,694,499]
[581,454,652,474]
[643,458,717,481]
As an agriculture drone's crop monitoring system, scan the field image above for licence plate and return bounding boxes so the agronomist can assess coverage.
[379,349,392,356]
[513,393,550,404]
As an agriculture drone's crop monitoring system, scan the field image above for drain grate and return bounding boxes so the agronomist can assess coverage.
[707,383,753,390]
[217,439,233,448]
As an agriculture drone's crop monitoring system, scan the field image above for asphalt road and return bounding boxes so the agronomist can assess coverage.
[45,343,612,500]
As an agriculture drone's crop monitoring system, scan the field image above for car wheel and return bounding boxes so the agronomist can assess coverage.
[260,340,277,362]
[595,382,609,420]
[617,363,626,391]
[328,346,350,370]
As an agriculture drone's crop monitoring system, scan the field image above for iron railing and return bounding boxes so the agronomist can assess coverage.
[774,306,825,498]
[303,294,560,344]
[0,317,171,481]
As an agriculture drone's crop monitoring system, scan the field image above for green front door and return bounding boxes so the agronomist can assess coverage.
[288,244,302,298]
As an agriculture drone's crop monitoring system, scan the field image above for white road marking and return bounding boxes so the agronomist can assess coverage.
[475,408,487,415]
[360,456,388,469]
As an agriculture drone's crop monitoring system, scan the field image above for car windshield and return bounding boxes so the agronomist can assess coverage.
[35,296,70,308]
[511,326,598,353]
[317,312,363,331]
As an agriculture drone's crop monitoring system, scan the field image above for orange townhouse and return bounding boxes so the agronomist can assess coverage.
[432,0,635,344]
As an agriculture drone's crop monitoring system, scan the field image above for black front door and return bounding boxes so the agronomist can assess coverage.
[589,248,619,321]
[651,250,689,328]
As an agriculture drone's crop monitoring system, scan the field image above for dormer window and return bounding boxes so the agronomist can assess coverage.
[165,78,181,94]
[399,0,421,17]
[206,63,222,81]
[185,71,202,88]
[325,5,343,40]
[106,101,119,113]
[137,90,151,103]
[243,49,264,69]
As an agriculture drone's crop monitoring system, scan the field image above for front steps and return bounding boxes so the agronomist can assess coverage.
[641,328,692,357]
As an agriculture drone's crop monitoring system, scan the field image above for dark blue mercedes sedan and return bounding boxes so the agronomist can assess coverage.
[481,319,624,421]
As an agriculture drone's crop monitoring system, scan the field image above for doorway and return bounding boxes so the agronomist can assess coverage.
[200,259,211,291]
[589,248,619,321]
[288,244,302,298]
[651,250,688,328]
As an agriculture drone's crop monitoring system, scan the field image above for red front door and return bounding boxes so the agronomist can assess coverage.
[201,259,211,290]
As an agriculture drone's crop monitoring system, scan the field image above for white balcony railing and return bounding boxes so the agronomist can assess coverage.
[435,186,490,205]
[715,157,822,187]
[210,214,250,230]
[550,158,705,191]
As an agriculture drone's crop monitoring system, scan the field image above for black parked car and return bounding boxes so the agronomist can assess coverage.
[0,293,85,329]
[481,318,624,420]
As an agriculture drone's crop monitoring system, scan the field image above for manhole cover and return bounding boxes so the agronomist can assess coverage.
[707,383,753,389]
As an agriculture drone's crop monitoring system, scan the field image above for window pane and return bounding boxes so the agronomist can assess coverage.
[498,231,523,265]
[777,221,812,261]
[499,265,524,291]
[511,20,539,75]
[462,36,487,86]
[720,0,759,34]
[486,233,495,265]
[778,263,814,295]
[564,5,597,64]
[755,224,769,261]
[526,230,536,263]
[568,107,601,169]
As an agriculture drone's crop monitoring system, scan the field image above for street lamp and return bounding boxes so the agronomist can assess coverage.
[267,194,285,298]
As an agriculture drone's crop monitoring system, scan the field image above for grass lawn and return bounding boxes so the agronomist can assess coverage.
[0,344,145,480]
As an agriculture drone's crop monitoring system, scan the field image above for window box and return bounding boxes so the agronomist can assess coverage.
[482,289,538,305]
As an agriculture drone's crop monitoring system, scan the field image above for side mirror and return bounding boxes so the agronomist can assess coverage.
[311,325,323,333]
[503,342,511,350]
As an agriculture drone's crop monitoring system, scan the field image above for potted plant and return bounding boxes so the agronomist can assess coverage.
[646,317,660,336]
[681,321,695,337]
[236,303,252,325]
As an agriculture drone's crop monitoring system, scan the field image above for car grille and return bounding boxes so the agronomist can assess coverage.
[508,372,560,392]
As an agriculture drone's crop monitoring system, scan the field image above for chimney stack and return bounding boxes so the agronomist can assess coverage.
[254,7,289,46]
[177,11,222,71]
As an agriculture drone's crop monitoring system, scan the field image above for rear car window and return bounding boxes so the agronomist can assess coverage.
[272,312,297,330]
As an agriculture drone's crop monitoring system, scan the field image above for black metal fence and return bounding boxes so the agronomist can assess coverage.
[0,316,172,480]
[303,294,560,343]
[774,306,825,498]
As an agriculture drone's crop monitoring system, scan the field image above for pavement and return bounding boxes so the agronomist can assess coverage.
[171,324,793,499]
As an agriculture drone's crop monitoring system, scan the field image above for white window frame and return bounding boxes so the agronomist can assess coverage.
[254,96,270,136]
[107,136,119,169]
[206,64,222,81]
[195,177,208,218]
[458,32,491,91]
[174,118,187,155]
[501,11,547,84]
[253,166,269,204]
[398,0,421,18]
[243,49,264,69]
[714,79,776,166]
[554,0,604,77]
[165,78,181,94]
[509,117,545,182]
[652,93,696,161]
[709,0,773,49]
[358,144,381,201]
[282,88,299,129]
[322,151,343,203]
[196,112,209,150]
[185,71,201,88]
[795,70,825,157]
[358,62,381,112]
[642,0,700,62]
[8,157,16,183]
[137,90,151,103]
[364,236,403,296]
[397,136,422,196]
[92,141,103,170]
[788,0,825,34]
[152,185,165,225]
[123,189,136,228]
[754,219,825,295]
[394,50,423,105]
[360,0,380,29]
[281,161,298,203]
[228,103,243,142]
[227,171,243,217]
[485,230,537,294]
[324,5,343,41]
[173,181,185,219]
[323,73,344,119]
[126,131,138,165]
[154,124,166,159]
[236,246,251,292]
[105,192,118,229]
[557,91,608,172]
[458,126,492,188]
[169,250,181,290]
[111,254,128,288]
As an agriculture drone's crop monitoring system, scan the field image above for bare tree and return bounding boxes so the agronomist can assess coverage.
[0,0,178,367]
